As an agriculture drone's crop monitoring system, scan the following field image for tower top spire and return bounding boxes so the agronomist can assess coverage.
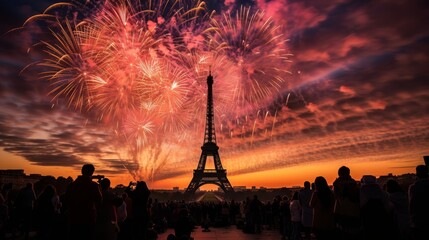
[204,72,215,143]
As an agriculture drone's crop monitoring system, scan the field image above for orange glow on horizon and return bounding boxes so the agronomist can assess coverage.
[0,147,422,190]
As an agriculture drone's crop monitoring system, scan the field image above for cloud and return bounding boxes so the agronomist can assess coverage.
[339,86,356,96]
[306,103,321,113]
[23,154,84,166]
[368,100,387,110]
[256,0,346,35]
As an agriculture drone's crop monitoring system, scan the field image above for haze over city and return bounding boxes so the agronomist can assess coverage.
[0,0,428,189]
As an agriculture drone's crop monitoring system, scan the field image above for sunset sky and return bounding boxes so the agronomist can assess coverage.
[0,0,428,190]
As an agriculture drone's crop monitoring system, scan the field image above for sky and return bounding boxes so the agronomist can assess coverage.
[0,0,428,190]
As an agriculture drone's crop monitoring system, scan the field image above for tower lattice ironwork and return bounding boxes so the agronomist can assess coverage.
[185,73,234,193]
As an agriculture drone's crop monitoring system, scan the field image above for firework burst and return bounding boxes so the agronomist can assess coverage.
[137,59,193,133]
[21,1,292,182]
[207,6,292,111]
[39,19,94,111]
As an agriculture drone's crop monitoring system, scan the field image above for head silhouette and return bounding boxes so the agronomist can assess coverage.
[361,175,377,185]
[43,185,56,196]
[136,181,148,191]
[81,164,95,177]
[416,165,428,179]
[292,191,299,200]
[338,166,350,177]
[122,193,128,200]
[315,176,329,191]
[100,178,111,190]
[304,181,310,189]
[386,179,403,193]
[167,234,177,240]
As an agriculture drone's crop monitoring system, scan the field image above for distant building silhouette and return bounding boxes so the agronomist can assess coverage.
[0,169,41,188]
[233,186,246,191]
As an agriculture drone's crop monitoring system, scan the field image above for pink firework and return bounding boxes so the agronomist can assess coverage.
[206,6,292,112]
[21,1,292,182]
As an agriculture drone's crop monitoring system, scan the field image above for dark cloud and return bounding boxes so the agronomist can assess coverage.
[101,158,139,171]
[51,132,76,139]
[23,153,83,166]
[73,144,102,154]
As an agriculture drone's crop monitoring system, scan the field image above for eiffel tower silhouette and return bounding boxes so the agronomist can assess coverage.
[185,72,234,193]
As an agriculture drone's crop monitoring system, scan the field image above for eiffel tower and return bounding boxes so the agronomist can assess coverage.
[185,72,234,194]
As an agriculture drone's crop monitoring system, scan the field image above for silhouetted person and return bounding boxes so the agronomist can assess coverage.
[333,166,360,240]
[386,179,410,240]
[65,164,102,240]
[35,184,60,240]
[229,200,239,226]
[151,199,165,233]
[221,202,230,226]
[264,201,273,229]
[1,183,12,208]
[279,195,291,239]
[242,197,251,232]
[117,193,129,240]
[408,165,429,240]
[290,192,301,240]
[16,183,36,240]
[117,193,127,223]
[174,208,193,239]
[310,176,335,240]
[271,195,281,233]
[0,194,8,239]
[299,181,313,240]
[360,175,396,240]
[250,195,263,233]
[96,178,119,240]
[126,181,150,240]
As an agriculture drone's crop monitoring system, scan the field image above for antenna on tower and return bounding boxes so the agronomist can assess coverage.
[209,65,212,76]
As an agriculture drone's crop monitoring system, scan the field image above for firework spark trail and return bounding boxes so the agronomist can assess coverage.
[21,0,292,182]
[285,92,291,106]
[271,110,277,140]
[251,120,257,146]
[39,19,93,111]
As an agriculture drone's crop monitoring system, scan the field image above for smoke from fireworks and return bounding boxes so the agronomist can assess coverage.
[21,0,291,182]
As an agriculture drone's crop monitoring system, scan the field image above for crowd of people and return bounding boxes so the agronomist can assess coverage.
[0,163,428,240]
[275,165,429,240]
